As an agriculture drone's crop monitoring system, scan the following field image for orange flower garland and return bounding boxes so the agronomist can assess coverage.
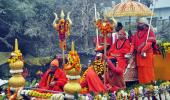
[55,19,70,37]
[64,51,81,72]
[96,19,113,35]
[54,19,71,50]
[47,75,55,86]
[7,51,24,63]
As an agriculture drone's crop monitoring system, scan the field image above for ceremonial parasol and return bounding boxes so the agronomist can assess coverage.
[106,0,154,17]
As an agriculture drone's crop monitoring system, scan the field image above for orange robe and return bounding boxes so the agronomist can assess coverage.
[131,28,156,84]
[38,68,67,91]
[106,39,130,91]
[80,67,106,94]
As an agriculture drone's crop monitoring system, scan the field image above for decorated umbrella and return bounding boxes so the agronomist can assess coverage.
[106,0,154,17]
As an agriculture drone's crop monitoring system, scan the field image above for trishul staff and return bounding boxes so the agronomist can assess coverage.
[53,10,72,65]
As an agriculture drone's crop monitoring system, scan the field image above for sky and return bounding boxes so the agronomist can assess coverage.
[154,0,170,8]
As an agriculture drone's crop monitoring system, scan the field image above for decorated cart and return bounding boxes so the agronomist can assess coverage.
[1,0,170,100]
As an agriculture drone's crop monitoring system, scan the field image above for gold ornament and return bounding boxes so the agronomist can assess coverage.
[8,39,25,89]
[8,74,25,88]
[64,41,82,96]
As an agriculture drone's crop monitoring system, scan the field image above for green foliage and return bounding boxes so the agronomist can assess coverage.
[0,0,114,56]
[74,91,79,100]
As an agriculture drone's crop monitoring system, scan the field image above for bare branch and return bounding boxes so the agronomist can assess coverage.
[0,37,13,49]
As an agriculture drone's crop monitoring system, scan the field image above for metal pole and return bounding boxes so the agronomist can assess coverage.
[104,34,107,86]
[146,0,156,43]
[94,3,99,46]
[62,44,65,66]
[129,16,131,30]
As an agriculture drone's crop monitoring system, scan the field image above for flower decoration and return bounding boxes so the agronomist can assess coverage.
[64,41,81,72]
[53,10,72,50]
[92,59,104,75]
[55,19,70,41]
[96,19,114,35]
[7,39,24,63]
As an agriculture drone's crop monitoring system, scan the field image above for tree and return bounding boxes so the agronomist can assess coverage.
[0,0,113,56]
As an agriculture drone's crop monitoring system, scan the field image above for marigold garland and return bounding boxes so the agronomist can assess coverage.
[64,50,81,72]
[47,75,55,86]
[7,51,24,63]
[54,19,71,49]
[96,19,114,35]
[80,59,105,91]
[93,59,104,75]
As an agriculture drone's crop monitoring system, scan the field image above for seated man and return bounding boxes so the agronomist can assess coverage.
[38,59,67,91]
[106,30,131,92]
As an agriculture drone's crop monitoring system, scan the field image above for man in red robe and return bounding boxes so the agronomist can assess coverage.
[106,30,131,92]
[38,59,67,91]
[130,18,156,84]
[80,53,106,94]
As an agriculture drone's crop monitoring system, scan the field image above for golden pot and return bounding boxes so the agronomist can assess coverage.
[8,74,25,88]
[65,68,81,76]
[64,80,82,94]
[9,60,24,70]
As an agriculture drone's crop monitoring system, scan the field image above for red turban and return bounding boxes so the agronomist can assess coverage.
[50,59,59,67]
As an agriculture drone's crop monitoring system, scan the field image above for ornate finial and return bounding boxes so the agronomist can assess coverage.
[97,12,100,20]
[67,12,72,25]
[60,10,65,19]
[54,13,59,21]
[71,41,75,52]
[111,17,117,25]
[15,38,19,52]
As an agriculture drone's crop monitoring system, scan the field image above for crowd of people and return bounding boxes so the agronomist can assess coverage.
[36,17,157,94]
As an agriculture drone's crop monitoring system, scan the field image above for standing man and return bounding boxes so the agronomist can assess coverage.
[130,18,156,84]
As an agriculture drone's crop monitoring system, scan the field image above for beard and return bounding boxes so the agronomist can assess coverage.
[137,24,145,30]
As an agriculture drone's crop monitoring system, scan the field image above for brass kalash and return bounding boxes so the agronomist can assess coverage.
[7,39,25,99]
[63,41,82,99]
